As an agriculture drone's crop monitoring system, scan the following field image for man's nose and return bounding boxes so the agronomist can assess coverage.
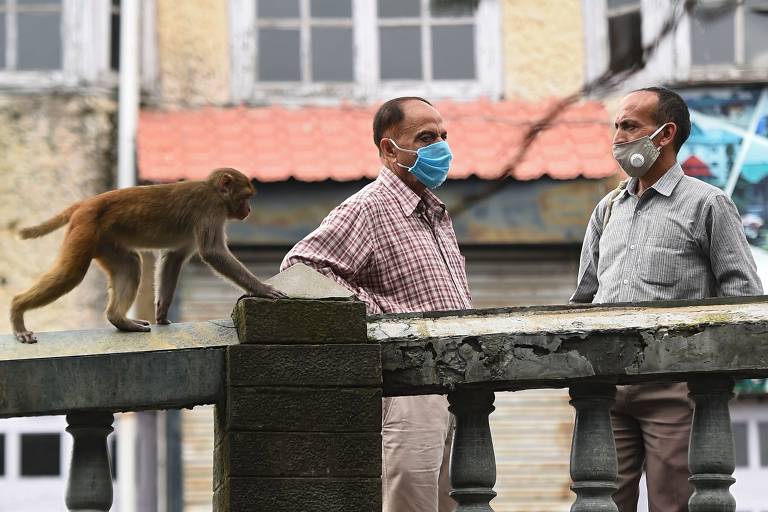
[613,132,627,144]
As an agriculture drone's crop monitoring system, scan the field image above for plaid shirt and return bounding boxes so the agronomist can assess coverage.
[571,163,762,304]
[281,167,472,314]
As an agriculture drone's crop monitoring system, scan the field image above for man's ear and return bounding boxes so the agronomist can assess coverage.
[380,138,396,158]
[659,123,677,149]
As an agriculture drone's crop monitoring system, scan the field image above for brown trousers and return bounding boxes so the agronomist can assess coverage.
[382,395,456,512]
[612,382,694,512]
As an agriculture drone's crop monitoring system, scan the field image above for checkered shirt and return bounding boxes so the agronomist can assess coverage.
[281,167,472,314]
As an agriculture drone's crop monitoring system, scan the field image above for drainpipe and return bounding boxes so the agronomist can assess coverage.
[116,1,141,512]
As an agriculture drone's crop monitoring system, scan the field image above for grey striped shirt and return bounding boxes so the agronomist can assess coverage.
[571,163,762,304]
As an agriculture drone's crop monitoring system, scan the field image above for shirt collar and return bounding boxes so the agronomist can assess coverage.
[624,162,685,198]
[378,166,446,218]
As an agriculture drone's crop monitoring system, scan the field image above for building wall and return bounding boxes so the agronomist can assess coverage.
[501,0,585,100]
[155,0,230,106]
[0,94,116,337]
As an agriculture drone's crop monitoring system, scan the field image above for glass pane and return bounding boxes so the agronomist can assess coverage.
[733,422,748,467]
[311,27,353,81]
[311,0,351,18]
[608,11,642,73]
[380,26,422,79]
[690,5,735,65]
[110,9,120,71]
[17,12,62,70]
[258,28,301,81]
[378,0,420,18]
[432,25,474,79]
[258,0,299,18]
[0,13,5,69]
[758,422,768,466]
[431,0,476,17]
[17,0,62,5]
[607,0,639,7]
[746,0,768,66]
[21,433,61,476]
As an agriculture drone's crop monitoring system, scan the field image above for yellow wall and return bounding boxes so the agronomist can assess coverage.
[156,0,230,106]
[501,0,585,100]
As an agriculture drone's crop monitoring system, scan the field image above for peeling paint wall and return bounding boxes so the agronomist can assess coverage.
[0,94,116,336]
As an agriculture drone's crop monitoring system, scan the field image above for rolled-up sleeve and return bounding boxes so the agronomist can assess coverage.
[281,202,382,312]
[699,194,763,297]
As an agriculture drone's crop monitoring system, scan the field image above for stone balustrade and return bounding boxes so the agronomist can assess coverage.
[0,295,767,511]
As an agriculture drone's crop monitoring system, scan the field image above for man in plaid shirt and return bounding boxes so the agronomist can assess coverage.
[282,97,471,512]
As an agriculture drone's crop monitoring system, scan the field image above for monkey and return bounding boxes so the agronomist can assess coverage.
[10,168,286,343]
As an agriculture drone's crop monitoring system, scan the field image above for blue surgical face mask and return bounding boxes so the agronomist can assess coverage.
[387,138,453,189]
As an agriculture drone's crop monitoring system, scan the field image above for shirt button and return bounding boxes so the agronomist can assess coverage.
[630,244,635,250]
[623,279,629,284]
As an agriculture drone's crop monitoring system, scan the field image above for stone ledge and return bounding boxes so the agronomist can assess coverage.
[232,297,367,345]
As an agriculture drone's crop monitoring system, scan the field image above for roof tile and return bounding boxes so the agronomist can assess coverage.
[138,99,616,182]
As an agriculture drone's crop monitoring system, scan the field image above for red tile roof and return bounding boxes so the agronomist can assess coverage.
[138,99,617,183]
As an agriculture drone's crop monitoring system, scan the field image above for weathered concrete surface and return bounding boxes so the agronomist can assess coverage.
[232,297,367,344]
[227,344,381,387]
[266,262,354,300]
[0,320,237,417]
[214,477,381,512]
[374,296,768,395]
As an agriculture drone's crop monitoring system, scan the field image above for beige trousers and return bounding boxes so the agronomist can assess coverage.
[611,382,694,512]
[382,395,456,512]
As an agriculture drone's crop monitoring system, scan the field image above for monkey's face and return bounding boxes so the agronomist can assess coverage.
[228,184,254,220]
[213,169,256,220]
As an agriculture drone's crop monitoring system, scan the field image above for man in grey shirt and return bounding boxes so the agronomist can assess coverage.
[571,87,762,512]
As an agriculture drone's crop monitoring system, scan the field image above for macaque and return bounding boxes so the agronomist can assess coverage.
[10,168,286,343]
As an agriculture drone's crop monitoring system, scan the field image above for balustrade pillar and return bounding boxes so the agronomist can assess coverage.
[568,383,618,512]
[65,412,114,512]
[688,377,736,512]
[447,388,497,512]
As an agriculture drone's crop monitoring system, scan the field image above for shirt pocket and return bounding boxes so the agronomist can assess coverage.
[638,235,689,287]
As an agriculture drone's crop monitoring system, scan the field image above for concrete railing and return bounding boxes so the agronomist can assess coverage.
[1,296,768,511]
[372,296,768,511]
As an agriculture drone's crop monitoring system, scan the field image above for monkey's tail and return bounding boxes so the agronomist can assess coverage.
[18,204,79,239]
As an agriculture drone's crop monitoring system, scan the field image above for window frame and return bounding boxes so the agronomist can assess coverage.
[229,0,503,102]
[686,0,768,83]
[0,0,157,91]
[582,0,768,90]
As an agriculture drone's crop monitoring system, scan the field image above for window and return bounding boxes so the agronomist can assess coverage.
[255,0,354,83]
[0,0,63,72]
[20,433,60,477]
[0,0,131,89]
[378,0,476,81]
[230,0,502,101]
[606,0,642,74]
[690,0,768,72]
[734,421,749,467]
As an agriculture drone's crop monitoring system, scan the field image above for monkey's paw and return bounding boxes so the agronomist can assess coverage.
[254,284,288,299]
[14,330,38,344]
[130,318,151,326]
[156,318,172,325]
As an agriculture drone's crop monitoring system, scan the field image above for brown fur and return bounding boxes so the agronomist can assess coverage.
[10,168,285,343]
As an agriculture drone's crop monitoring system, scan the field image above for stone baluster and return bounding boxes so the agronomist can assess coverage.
[447,388,497,512]
[65,412,114,512]
[568,383,618,512]
[688,377,736,512]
